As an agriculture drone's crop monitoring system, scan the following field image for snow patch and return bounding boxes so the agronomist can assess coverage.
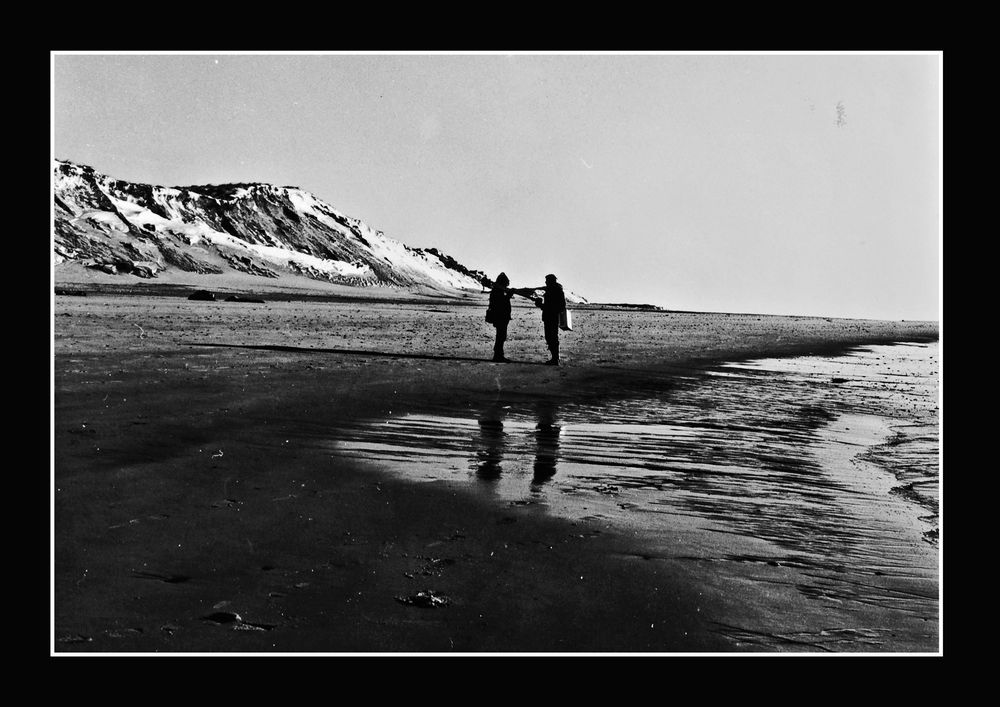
[77,210,125,228]
[284,188,482,290]
[206,232,371,278]
[286,190,338,228]
[106,195,173,229]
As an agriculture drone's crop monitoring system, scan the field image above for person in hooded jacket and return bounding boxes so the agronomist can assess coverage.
[488,272,516,362]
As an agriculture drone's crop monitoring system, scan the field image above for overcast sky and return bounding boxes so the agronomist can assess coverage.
[52,52,940,320]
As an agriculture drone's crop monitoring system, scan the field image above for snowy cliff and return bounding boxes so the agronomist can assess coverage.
[52,159,492,293]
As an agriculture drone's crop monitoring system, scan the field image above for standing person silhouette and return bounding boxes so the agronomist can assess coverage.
[534,273,567,366]
[488,272,515,362]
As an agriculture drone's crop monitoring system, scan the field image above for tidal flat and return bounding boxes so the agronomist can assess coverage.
[53,289,940,653]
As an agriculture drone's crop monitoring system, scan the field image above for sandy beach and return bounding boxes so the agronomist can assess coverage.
[52,277,940,654]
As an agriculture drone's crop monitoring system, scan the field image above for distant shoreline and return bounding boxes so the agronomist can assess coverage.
[52,274,939,325]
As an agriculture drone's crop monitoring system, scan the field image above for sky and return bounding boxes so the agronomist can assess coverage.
[52,52,941,320]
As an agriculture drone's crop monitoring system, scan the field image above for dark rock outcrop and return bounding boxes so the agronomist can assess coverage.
[188,290,216,301]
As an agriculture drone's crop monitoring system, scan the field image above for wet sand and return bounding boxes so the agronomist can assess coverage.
[52,284,940,653]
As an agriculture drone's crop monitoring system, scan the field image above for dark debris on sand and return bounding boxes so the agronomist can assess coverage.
[395,590,451,608]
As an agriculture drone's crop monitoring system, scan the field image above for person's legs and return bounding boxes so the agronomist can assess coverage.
[493,321,509,361]
[544,320,559,364]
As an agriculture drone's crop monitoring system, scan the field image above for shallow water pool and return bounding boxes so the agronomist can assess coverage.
[324,342,940,649]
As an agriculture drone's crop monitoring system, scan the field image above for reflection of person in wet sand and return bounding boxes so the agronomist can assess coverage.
[474,401,561,487]
[532,400,561,485]
[475,403,507,481]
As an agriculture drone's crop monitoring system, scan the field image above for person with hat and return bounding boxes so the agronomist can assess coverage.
[534,273,567,366]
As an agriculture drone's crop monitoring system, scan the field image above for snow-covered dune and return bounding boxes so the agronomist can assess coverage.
[52,159,492,293]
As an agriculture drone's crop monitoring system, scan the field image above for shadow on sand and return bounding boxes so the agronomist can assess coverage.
[190,342,548,365]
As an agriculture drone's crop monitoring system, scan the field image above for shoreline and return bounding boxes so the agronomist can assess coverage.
[52,272,938,321]
[53,290,939,653]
